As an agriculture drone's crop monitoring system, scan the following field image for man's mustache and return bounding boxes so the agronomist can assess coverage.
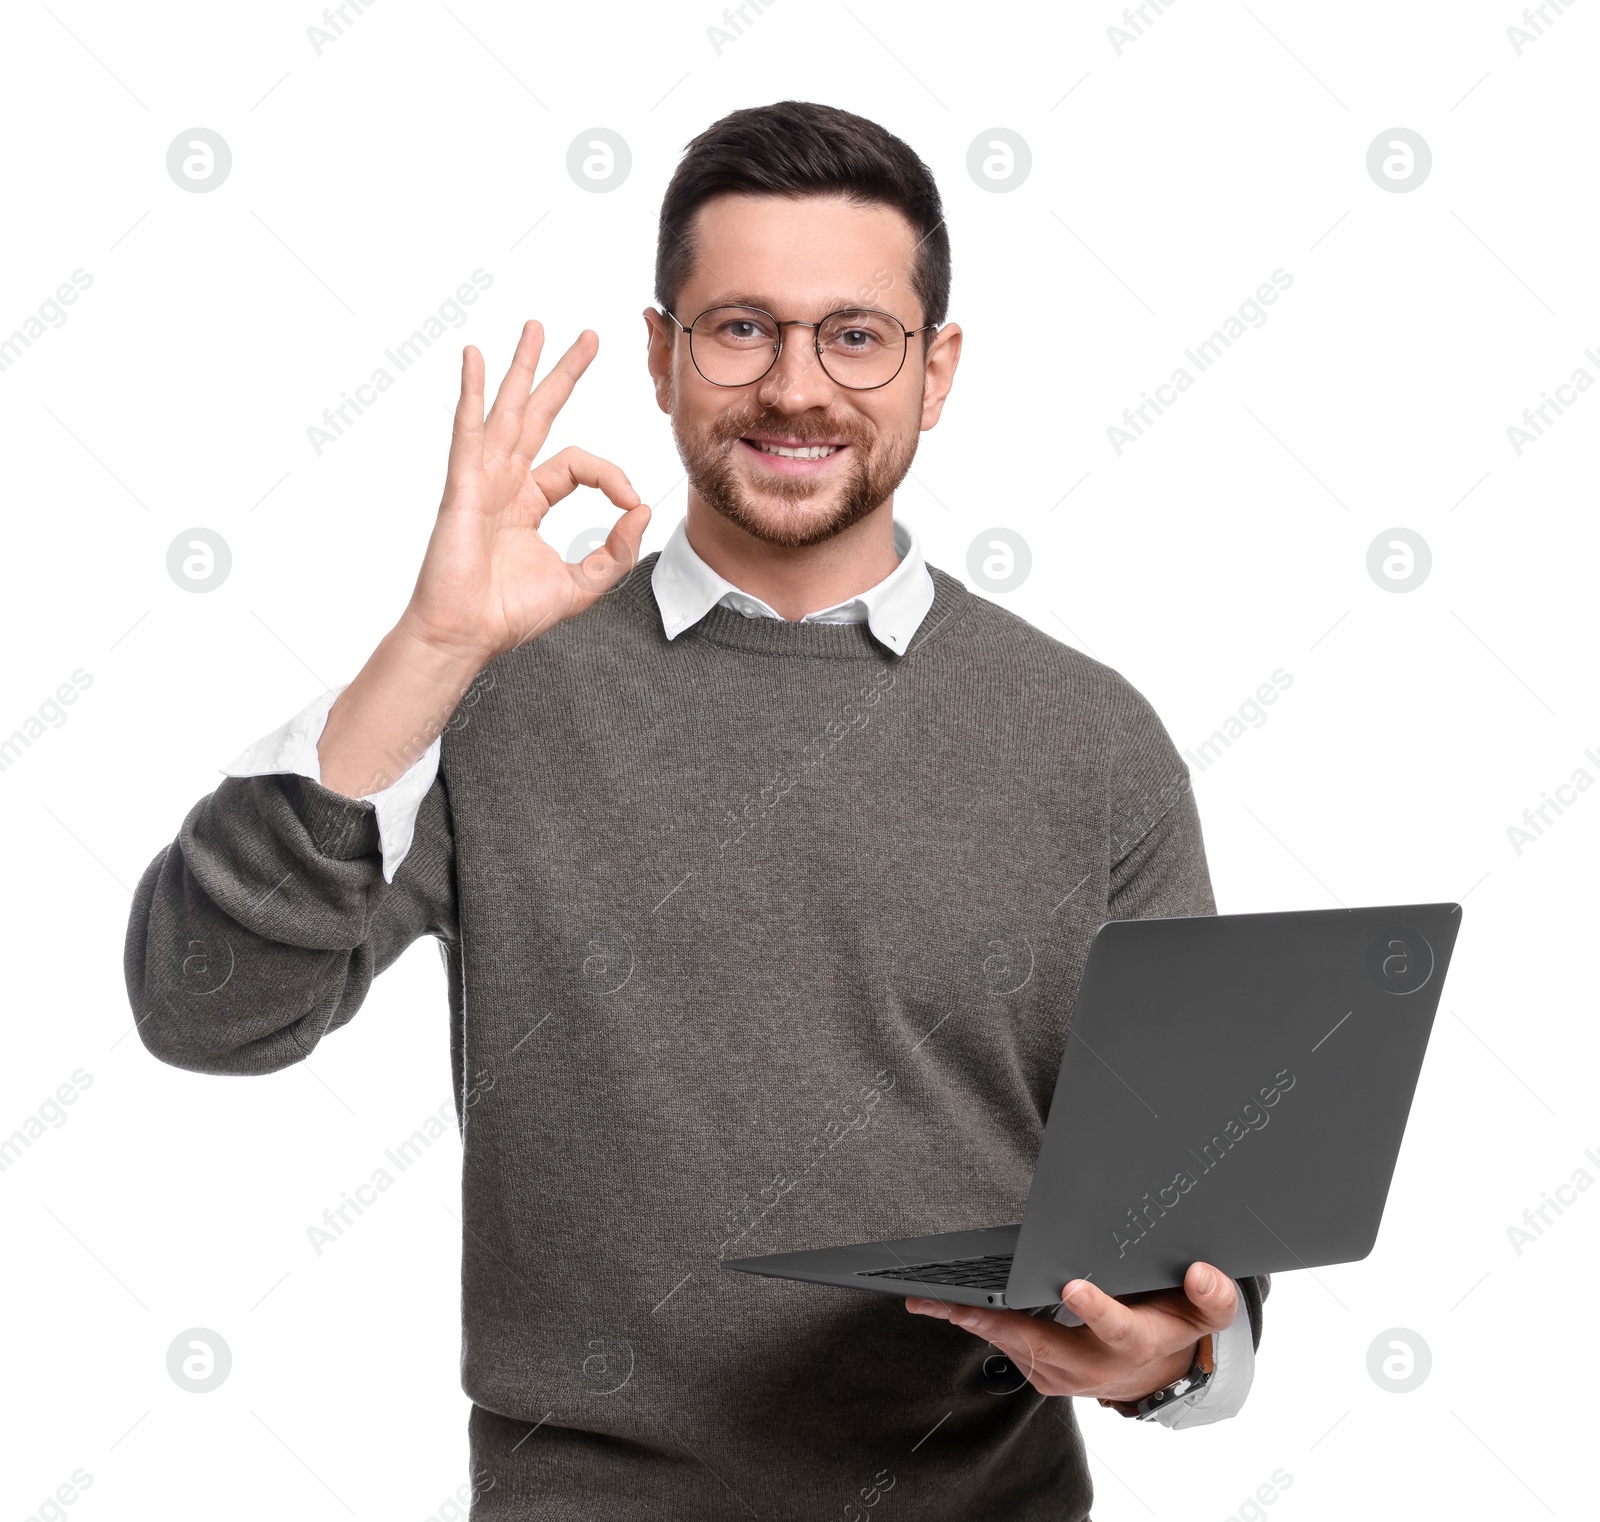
[708,413,871,448]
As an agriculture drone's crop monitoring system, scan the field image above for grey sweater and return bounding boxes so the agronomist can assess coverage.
[125,554,1265,1520]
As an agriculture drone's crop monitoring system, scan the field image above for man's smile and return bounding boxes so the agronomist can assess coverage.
[738,433,850,475]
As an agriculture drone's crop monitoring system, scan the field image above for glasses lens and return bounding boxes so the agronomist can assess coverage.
[818,310,907,389]
[690,306,781,385]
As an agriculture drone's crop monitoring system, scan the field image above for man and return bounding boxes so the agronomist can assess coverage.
[126,101,1267,1519]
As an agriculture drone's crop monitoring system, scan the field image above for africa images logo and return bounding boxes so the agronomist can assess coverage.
[1365,929,1433,995]
[1113,1068,1297,1258]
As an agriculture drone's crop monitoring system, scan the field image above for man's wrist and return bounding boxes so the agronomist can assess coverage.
[390,612,498,687]
[1137,1339,1201,1400]
[1100,1336,1210,1417]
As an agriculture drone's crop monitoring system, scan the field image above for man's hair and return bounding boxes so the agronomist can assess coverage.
[654,100,950,329]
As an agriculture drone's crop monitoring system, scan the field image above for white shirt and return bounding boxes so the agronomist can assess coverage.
[221,512,1253,1425]
[651,515,935,653]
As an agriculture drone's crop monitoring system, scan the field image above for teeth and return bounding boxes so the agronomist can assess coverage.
[752,441,841,459]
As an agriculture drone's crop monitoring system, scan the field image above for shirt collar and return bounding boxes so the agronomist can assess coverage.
[651,515,936,657]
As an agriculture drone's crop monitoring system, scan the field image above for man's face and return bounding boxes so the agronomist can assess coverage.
[646,193,959,550]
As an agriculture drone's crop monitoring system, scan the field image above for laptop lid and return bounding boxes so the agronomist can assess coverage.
[1005,903,1461,1307]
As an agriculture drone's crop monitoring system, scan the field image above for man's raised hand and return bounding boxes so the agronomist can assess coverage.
[316,320,650,800]
[402,319,652,664]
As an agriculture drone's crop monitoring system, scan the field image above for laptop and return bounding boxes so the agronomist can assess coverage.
[722,903,1461,1309]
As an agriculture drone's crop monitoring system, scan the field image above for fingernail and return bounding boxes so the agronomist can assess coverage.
[1063,1282,1088,1307]
[1194,1267,1216,1294]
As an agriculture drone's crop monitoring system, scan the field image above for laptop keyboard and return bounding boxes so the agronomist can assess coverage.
[855,1253,1014,1289]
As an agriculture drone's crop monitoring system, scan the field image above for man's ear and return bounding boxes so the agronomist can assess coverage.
[918,322,963,432]
[643,307,674,415]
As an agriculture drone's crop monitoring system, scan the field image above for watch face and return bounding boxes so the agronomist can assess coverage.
[1135,1339,1214,1418]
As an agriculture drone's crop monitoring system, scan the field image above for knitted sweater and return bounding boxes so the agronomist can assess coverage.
[125,554,1265,1520]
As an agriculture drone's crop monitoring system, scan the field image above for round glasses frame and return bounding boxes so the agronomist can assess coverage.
[661,303,939,391]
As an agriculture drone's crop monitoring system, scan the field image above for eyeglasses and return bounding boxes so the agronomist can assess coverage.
[661,303,938,391]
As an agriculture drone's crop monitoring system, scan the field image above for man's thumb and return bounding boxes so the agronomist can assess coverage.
[1187,1263,1238,1326]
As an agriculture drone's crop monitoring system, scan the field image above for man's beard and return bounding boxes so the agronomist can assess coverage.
[673,399,921,551]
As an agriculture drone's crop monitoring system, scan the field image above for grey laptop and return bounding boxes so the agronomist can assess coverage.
[722,903,1461,1309]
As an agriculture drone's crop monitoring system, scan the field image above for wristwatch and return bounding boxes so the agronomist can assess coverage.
[1097,1333,1215,1420]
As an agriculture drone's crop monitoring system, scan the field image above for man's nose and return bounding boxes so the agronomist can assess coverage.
[756,324,838,413]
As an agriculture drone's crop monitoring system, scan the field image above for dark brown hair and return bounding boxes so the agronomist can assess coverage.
[654,100,951,329]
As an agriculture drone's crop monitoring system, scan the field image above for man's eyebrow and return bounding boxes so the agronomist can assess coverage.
[700,293,895,314]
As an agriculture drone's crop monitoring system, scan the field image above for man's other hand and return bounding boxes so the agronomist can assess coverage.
[905,1260,1237,1402]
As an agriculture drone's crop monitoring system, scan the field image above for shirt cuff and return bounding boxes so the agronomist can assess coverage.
[222,684,440,885]
[1143,1281,1255,1428]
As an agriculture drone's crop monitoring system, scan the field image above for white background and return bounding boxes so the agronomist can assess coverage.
[1,1,1595,1518]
